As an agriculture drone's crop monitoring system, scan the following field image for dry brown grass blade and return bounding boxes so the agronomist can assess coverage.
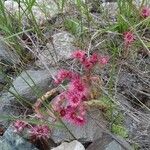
[33,88,59,116]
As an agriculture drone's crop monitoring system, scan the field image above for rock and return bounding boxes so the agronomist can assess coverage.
[9,69,56,104]
[0,136,12,150]
[106,141,125,150]
[134,134,150,150]
[117,67,150,109]
[70,0,85,4]
[51,109,107,144]
[0,73,5,84]
[0,68,56,126]
[124,113,150,150]
[116,55,150,149]
[102,0,143,8]
[86,132,132,150]
[31,0,60,25]
[0,68,57,127]
[4,0,20,14]
[36,32,77,67]
[0,73,6,92]
[89,1,118,27]
[102,2,118,21]
[105,0,142,5]
[103,0,117,2]
[134,0,143,6]
[4,0,62,25]
[1,126,38,150]
[51,140,85,150]
[0,39,20,65]
[0,92,32,128]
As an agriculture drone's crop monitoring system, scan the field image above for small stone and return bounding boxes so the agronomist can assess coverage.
[36,32,77,67]
[102,2,118,21]
[0,93,31,128]
[0,39,20,65]
[0,68,57,127]
[0,136,12,150]
[51,140,85,150]
[9,69,56,104]
[0,75,6,92]
[4,0,61,25]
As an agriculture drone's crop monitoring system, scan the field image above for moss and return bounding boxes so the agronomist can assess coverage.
[111,124,128,138]
[100,96,129,138]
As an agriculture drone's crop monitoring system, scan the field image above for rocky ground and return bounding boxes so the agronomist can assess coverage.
[0,0,150,150]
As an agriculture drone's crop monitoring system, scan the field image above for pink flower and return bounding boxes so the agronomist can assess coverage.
[82,58,94,70]
[29,125,50,139]
[52,93,71,118]
[65,106,86,126]
[13,120,27,133]
[57,108,67,118]
[78,104,86,116]
[69,113,85,126]
[70,72,80,81]
[55,70,80,84]
[123,31,135,46]
[69,79,89,97]
[89,53,99,64]
[72,50,86,62]
[99,56,109,65]
[75,116,86,126]
[54,79,61,84]
[65,90,82,107]
[141,6,150,18]
[55,69,72,84]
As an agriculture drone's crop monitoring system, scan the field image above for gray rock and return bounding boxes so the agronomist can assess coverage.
[86,132,132,150]
[105,141,125,150]
[70,0,85,4]
[0,73,5,84]
[36,32,77,67]
[101,0,117,2]
[117,67,150,109]
[104,0,143,5]
[134,0,143,6]
[1,126,38,150]
[0,68,57,127]
[51,109,107,144]
[102,2,118,21]
[124,113,150,150]
[9,69,57,104]
[0,71,7,92]
[4,0,61,25]
[0,92,31,128]
[51,140,85,150]
[0,40,20,64]
[0,136,12,150]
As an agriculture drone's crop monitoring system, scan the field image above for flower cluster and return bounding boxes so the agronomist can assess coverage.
[123,6,150,48]
[72,51,108,70]
[29,125,50,140]
[53,51,108,126]
[52,81,87,126]
[13,120,27,133]
[123,31,135,47]
[13,120,51,140]
[140,6,150,18]
[54,69,79,84]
